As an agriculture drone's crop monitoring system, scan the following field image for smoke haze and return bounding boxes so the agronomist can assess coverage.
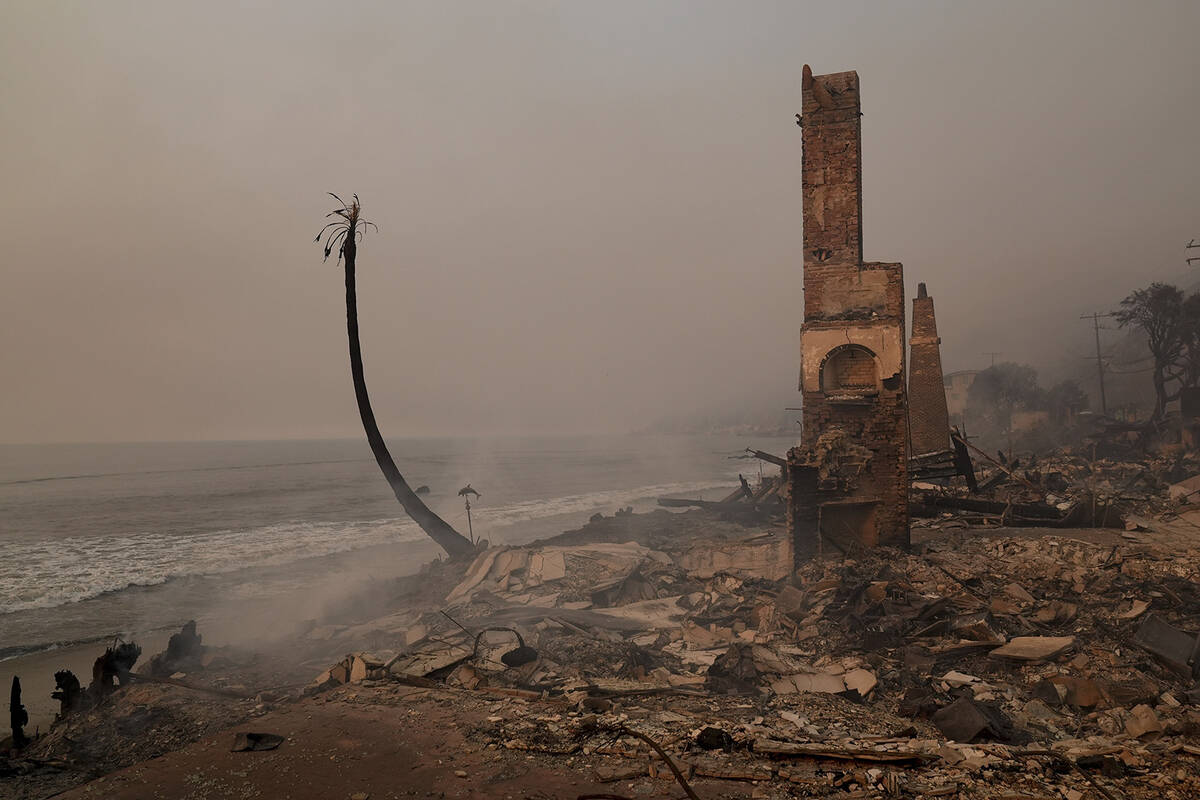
[1,1,1197,443]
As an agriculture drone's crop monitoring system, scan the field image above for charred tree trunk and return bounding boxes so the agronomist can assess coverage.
[1152,367,1169,422]
[9,676,29,749]
[343,237,475,560]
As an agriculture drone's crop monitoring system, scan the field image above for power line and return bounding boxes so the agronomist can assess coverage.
[1080,312,1114,415]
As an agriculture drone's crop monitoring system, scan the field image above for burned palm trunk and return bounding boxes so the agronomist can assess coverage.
[341,234,475,560]
[318,196,474,559]
[9,676,29,749]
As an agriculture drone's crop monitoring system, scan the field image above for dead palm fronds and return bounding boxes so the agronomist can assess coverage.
[314,193,378,264]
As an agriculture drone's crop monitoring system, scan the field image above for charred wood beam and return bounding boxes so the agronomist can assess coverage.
[912,493,1060,519]
[750,476,779,501]
[658,497,755,511]
[126,672,251,699]
[578,721,701,800]
[910,493,1081,527]
[951,432,1039,494]
[745,448,787,468]
[951,431,978,492]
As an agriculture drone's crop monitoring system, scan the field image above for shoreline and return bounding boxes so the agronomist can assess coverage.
[1,493,739,733]
[0,477,743,655]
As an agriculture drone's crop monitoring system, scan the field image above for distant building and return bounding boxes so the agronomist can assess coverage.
[943,370,978,430]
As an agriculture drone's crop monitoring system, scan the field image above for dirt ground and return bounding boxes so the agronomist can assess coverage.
[47,683,757,800]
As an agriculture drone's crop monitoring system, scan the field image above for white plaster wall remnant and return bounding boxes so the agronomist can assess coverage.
[819,270,888,317]
[799,326,903,393]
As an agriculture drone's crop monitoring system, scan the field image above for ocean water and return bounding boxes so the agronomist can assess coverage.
[0,434,793,660]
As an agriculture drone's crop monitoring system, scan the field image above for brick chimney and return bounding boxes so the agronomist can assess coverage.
[908,283,952,455]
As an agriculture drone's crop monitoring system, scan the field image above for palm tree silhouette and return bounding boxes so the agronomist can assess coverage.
[317,194,474,559]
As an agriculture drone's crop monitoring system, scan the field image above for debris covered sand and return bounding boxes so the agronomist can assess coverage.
[8,498,1199,799]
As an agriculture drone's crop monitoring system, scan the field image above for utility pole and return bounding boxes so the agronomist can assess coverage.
[1188,239,1199,266]
[983,352,1001,367]
[1080,312,1113,416]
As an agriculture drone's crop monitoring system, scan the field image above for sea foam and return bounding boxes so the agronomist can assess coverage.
[0,478,729,614]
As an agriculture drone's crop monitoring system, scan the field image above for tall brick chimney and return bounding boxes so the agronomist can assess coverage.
[787,65,909,559]
[908,283,953,456]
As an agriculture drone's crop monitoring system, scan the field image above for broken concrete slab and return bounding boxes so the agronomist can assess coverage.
[386,637,472,679]
[447,542,666,605]
[1126,704,1163,739]
[1003,583,1036,605]
[676,533,792,581]
[842,668,878,698]
[939,671,982,689]
[988,636,1074,663]
[446,547,511,604]
[771,672,848,696]
[309,652,390,692]
[527,550,566,584]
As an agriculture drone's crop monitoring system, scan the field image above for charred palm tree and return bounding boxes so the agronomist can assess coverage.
[317,194,475,559]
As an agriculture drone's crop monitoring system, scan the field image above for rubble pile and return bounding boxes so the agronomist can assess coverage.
[308,514,1200,797]
[913,445,1200,531]
[7,507,1199,798]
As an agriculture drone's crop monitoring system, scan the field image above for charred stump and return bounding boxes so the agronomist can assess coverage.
[9,676,29,749]
[51,670,83,719]
[88,641,141,699]
[148,620,205,676]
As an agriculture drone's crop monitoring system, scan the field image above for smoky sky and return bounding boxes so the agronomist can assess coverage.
[1,1,1197,443]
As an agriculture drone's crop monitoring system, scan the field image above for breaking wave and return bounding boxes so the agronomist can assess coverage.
[0,479,731,615]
